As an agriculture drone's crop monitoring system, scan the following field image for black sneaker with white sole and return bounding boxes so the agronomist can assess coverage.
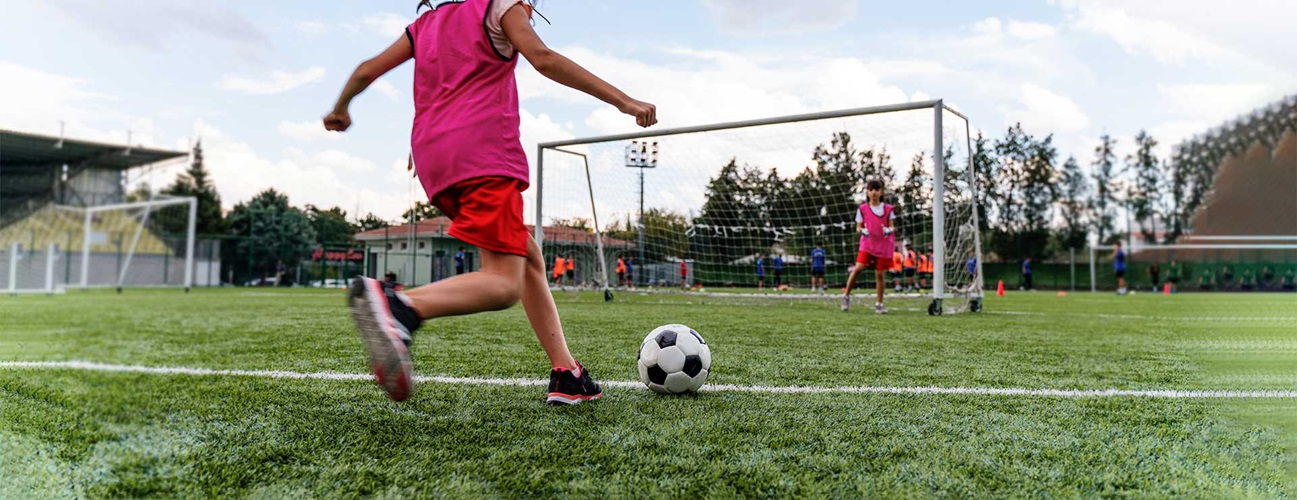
[546,363,602,405]
[348,276,424,401]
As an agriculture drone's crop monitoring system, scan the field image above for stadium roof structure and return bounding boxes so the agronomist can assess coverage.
[0,128,186,171]
[1,128,188,225]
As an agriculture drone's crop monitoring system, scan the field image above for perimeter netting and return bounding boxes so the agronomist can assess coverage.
[537,102,983,314]
[0,199,203,293]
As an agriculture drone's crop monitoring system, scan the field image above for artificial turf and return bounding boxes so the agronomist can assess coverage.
[1,288,1294,497]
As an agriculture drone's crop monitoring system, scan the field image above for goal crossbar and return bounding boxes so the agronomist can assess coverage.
[535,100,984,313]
[76,197,198,290]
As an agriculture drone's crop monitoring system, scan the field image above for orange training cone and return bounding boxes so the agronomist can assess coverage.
[996,280,1005,297]
[1163,283,1171,295]
[1057,291,1066,297]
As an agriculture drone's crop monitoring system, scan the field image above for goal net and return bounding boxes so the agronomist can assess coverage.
[536,100,984,314]
[0,198,201,294]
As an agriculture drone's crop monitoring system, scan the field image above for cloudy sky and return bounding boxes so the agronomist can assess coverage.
[1,0,1292,223]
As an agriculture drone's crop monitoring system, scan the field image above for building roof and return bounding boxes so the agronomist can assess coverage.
[355,217,635,247]
[1,128,187,170]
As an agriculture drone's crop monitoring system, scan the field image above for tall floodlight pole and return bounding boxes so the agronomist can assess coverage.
[625,140,658,286]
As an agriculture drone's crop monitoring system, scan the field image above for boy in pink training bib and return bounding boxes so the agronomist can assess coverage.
[842,179,896,314]
[324,0,656,405]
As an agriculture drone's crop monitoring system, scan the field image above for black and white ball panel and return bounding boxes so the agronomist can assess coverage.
[638,324,711,394]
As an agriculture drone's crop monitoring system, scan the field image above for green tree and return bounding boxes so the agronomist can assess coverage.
[161,141,226,236]
[971,133,998,233]
[226,188,317,284]
[125,182,153,203]
[694,159,749,263]
[552,218,592,231]
[1091,134,1118,243]
[1126,130,1161,243]
[401,201,444,222]
[1056,156,1090,250]
[357,213,391,233]
[1023,133,1058,233]
[306,205,358,245]
[993,124,1033,234]
[897,153,931,243]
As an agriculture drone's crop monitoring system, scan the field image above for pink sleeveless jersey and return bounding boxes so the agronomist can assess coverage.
[406,0,529,201]
[858,203,894,258]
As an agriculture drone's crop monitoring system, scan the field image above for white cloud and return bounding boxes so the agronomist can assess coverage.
[1003,83,1091,135]
[218,67,326,95]
[704,0,856,34]
[295,21,332,37]
[0,61,164,146]
[44,0,270,58]
[1059,0,1231,66]
[362,13,411,38]
[1157,83,1282,122]
[371,80,400,100]
[972,17,1056,40]
[277,120,341,142]
[193,119,409,219]
[521,47,910,137]
[1056,0,1297,70]
[1006,20,1057,40]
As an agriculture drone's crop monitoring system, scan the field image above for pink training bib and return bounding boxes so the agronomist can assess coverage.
[406,0,530,201]
[858,203,895,258]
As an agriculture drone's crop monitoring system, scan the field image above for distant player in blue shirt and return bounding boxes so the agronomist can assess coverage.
[810,243,827,294]
[756,255,766,292]
[966,252,977,285]
[773,254,785,290]
[1114,241,1128,295]
[1021,257,1033,290]
[455,247,466,275]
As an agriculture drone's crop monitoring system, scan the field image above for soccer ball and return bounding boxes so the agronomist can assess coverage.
[637,324,711,394]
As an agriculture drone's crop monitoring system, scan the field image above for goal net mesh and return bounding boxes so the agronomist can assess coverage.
[538,103,983,314]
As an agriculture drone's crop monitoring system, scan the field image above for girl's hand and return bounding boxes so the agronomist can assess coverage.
[619,99,657,128]
[323,111,352,132]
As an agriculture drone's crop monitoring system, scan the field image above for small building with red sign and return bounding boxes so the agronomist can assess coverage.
[355,217,632,287]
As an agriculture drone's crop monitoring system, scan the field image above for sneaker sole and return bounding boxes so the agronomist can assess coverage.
[349,278,413,402]
[546,392,602,406]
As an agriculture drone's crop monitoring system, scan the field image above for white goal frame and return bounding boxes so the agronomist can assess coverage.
[535,100,985,313]
[74,197,198,291]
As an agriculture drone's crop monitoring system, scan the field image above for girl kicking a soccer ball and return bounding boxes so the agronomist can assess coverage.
[324,0,656,404]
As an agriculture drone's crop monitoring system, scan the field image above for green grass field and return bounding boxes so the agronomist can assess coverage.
[2,288,1295,497]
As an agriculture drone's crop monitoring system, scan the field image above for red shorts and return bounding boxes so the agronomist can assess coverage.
[431,177,529,257]
[856,251,893,271]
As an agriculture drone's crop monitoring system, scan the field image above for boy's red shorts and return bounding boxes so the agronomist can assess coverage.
[431,176,529,258]
[856,251,893,271]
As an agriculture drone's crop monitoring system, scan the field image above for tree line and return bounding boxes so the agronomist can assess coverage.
[147,122,1226,281]
[598,125,1216,266]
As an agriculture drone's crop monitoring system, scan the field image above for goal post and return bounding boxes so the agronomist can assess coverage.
[75,197,198,291]
[536,100,984,314]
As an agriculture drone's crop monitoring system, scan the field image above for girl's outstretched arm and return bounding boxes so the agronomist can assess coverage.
[502,6,656,128]
[324,37,414,132]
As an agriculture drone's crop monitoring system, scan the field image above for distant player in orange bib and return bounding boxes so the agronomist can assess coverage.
[552,255,566,286]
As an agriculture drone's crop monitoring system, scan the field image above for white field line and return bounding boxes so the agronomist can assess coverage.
[987,311,1297,322]
[1,361,1295,399]
[1179,340,1297,350]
